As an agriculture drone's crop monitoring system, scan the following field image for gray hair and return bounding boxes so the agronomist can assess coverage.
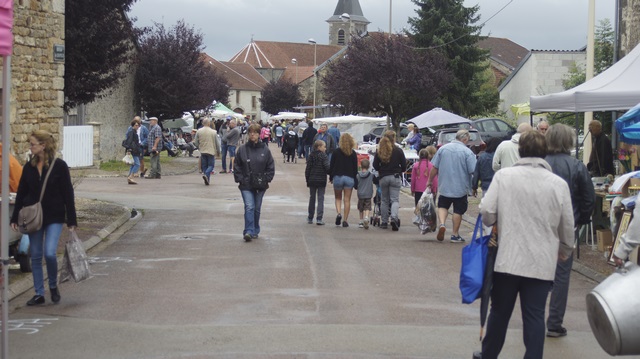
[202,118,211,126]
[545,124,575,155]
[517,123,532,133]
[456,129,470,141]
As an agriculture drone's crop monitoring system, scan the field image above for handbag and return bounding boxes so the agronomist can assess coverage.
[459,214,490,304]
[64,231,91,282]
[18,160,55,234]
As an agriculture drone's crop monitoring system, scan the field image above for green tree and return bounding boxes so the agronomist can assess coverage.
[65,0,138,110]
[322,34,450,132]
[408,0,494,117]
[260,78,302,115]
[135,21,229,119]
[558,19,614,132]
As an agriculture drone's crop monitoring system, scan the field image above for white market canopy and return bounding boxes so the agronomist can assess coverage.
[530,43,640,112]
[269,112,307,121]
[313,115,387,143]
[406,108,470,129]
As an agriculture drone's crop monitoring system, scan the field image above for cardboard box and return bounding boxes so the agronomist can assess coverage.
[597,229,613,252]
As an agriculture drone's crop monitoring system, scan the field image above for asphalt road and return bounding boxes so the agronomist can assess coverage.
[6,146,630,359]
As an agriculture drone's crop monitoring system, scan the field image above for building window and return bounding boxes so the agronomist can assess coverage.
[236,91,240,104]
[338,29,345,45]
[251,96,257,110]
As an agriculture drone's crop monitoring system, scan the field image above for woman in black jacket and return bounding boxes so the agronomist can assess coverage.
[305,139,330,225]
[11,130,77,306]
[124,119,141,185]
[373,130,407,231]
[329,133,358,227]
[234,124,276,242]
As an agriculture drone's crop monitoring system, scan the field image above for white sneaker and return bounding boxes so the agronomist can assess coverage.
[363,217,369,229]
[358,222,364,228]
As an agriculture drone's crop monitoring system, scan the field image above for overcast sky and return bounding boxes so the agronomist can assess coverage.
[129,0,616,61]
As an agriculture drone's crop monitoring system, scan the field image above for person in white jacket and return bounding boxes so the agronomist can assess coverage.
[476,130,574,359]
[613,197,640,266]
[492,123,532,172]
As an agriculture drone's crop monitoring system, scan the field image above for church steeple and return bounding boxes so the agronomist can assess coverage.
[327,0,370,46]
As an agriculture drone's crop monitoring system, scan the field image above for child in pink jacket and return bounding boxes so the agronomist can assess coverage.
[411,146,437,206]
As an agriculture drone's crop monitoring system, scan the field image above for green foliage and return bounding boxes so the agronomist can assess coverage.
[559,19,615,134]
[135,21,230,120]
[260,78,302,115]
[322,34,450,132]
[408,0,494,117]
[65,0,138,110]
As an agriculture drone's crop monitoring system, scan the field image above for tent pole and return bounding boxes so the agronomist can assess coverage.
[1,55,11,359]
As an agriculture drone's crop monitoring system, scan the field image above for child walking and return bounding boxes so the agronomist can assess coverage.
[356,159,375,229]
[305,140,330,225]
[411,146,437,205]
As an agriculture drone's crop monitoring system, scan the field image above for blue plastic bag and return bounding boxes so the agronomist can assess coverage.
[460,215,490,304]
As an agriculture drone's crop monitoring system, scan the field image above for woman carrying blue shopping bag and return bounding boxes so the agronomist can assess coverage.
[472,130,574,359]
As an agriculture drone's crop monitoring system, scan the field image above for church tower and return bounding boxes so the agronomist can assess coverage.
[327,0,370,46]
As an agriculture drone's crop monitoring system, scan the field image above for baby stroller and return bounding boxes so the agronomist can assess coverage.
[282,131,298,163]
[370,184,382,227]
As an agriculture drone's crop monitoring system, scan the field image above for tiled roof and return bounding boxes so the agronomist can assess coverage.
[202,53,268,91]
[477,37,529,70]
[327,0,370,24]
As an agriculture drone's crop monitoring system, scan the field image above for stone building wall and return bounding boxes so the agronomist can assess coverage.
[8,0,65,162]
[620,0,640,57]
[85,61,138,164]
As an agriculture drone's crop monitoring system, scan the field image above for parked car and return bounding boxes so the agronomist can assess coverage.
[471,118,515,142]
[422,127,486,155]
[366,124,431,143]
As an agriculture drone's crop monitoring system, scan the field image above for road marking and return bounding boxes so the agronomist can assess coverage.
[1,318,58,334]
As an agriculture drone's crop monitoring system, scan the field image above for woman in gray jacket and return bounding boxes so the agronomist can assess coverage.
[477,130,574,359]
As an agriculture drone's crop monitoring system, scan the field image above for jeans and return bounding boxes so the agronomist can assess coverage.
[200,153,215,181]
[547,252,574,330]
[30,223,64,296]
[240,189,265,236]
[221,143,228,171]
[379,175,401,224]
[298,140,305,158]
[128,155,140,177]
[308,186,326,221]
[482,272,552,359]
[304,144,312,159]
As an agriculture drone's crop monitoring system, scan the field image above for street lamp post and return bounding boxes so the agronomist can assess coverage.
[389,0,392,37]
[308,38,317,119]
[291,58,298,84]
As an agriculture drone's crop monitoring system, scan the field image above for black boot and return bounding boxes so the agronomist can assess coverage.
[50,287,61,303]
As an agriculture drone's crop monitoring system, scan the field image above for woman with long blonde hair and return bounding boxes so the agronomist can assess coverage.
[373,130,407,230]
[11,130,77,306]
[329,133,358,227]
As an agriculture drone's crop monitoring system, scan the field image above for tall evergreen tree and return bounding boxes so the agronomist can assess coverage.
[65,0,138,110]
[408,0,493,117]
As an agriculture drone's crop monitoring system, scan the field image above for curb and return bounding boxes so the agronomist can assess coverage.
[8,205,142,302]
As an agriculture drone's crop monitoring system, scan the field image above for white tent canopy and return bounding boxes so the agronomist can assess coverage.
[269,112,307,121]
[406,108,470,129]
[313,115,387,143]
[530,43,640,112]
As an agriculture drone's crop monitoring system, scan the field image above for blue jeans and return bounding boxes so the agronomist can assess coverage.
[221,143,228,171]
[30,223,64,296]
[240,189,265,236]
[200,153,215,180]
[304,144,312,159]
[128,155,140,177]
[298,140,305,158]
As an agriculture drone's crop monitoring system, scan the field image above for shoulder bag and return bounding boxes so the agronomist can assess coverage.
[18,160,56,234]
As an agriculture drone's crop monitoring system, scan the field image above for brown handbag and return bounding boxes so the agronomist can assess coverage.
[18,160,55,234]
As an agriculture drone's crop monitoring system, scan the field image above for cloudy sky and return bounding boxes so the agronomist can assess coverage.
[129,0,615,61]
